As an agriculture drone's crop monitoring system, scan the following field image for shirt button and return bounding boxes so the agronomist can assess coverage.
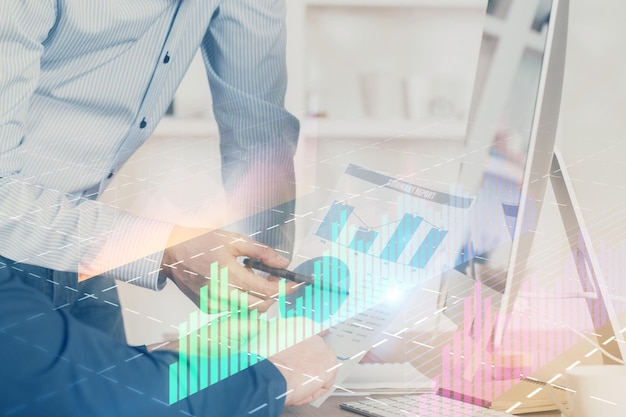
[163,52,170,64]
[107,171,114,179]
[139,118,147,129]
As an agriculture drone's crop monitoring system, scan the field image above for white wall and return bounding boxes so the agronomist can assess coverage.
[547,0,626,297]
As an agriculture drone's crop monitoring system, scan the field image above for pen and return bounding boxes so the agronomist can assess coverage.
[243,258,349,295]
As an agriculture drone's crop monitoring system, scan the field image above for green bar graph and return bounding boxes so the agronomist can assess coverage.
[189,312,198,395]
[278,280,286,352]
[210,319,219,384]
[220,266,229,313]
[178,322,187,399]
[170,261,342,404]
[230,289,239,375]
[313,260,322,323]
[200,320,208,390]
[295,297,304,343]
[210,262,219,315]
[286,311,294,346]
[249,309,258,366]
[259,318,267,359]
[304,285,313,339]
[325,255,336,327]
[240,292,249,370]
[200,285,209,389]
[169,362,178,404]
[268,319,277,357]
[200,285,208,314]
[220,315,229,381]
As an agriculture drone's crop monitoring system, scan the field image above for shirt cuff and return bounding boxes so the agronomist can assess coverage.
[81,211,175,290]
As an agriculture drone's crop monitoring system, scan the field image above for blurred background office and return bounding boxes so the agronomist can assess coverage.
[99,0,626,347]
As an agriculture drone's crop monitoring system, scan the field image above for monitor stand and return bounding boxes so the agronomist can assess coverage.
[549,147,626,363]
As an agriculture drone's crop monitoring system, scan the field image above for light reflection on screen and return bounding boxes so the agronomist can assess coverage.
[452,0,554,297]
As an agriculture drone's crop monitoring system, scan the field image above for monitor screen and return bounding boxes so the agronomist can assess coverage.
[442,0,567,338]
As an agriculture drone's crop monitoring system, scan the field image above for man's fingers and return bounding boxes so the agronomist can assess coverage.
[229,261,301,300]
[267,275,300,295]
[223,262,287,310]
[229,237,289,268]
[247,297,274,312]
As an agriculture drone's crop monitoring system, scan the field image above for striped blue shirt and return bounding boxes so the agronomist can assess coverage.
[0,0,298,289]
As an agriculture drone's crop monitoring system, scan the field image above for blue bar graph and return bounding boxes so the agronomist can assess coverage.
[349,227,378,254]
[380,214,423,263]
[315,201,354,241]
[410,227,448,268]
[313,200,452,270]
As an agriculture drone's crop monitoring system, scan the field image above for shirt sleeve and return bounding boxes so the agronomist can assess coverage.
[200,0,300,186]
[200,0,300,253]
[0,1,174,290]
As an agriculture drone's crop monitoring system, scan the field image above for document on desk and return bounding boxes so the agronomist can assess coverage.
[338,362,436,395]
[310,300,407,406]
[285,164,474,407]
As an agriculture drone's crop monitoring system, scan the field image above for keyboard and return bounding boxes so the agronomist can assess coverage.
[340,394,512,417]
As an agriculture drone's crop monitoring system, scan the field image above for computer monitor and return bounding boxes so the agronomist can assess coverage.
[449,0,568,349]
[282,0,571,408]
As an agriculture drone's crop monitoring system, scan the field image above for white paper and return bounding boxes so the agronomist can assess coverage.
[289,164,474,406]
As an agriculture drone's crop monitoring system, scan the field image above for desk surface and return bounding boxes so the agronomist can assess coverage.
[282,395,561,417]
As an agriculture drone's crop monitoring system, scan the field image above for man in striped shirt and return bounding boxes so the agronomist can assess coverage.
[0,1,337,415]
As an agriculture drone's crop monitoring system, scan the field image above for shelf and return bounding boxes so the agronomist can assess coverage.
[302,118,467,140]
[152,117,219,138]
[153,117,467,141]
[305,0,485,9]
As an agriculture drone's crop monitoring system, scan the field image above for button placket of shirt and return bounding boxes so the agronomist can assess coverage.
[132,0,212,140]
[109,0,211,181]
[136,48,170,130]
[132,0,200,130]
[100,39,174,196]
[107,1,187,181]
[104,4,198,202]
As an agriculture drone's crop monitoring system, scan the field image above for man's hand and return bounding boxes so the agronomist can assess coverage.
[269,335,338,406]
[161,226,297,312]
[147,317,338,406]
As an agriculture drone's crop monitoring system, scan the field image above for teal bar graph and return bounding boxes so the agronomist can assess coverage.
[210,319,219,385]
[410,227,448,268]
[219,315,229,382]
[169,259,350,404]
[230,290,239,376]
[178,322,187,400]
[189,312,198,395]
[169,363,178,404]
[240,292,249,370]
[349,227,378,253]
[200,287,209,390]
[380,213,423,262]
[315,201,354,241]
[248,309,258,366]
[313,260,322,323]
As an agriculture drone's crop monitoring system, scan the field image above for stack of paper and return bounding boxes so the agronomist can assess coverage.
[332,362,437,396]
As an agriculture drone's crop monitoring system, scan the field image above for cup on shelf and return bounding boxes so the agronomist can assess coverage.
[426,75,469,121]
[360,72,407,120]
[405,74,470,122]
[405,75,432,121]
